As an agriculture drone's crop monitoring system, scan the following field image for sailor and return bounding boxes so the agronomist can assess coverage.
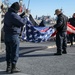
[4,2,27,73]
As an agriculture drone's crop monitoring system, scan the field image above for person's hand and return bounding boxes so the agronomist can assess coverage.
[20,12,25,17]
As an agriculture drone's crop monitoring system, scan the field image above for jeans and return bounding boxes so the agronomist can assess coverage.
[56,32,67,53]
[4,34,20,65]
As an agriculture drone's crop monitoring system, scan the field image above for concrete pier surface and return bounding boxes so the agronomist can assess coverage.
[0,41,75,75]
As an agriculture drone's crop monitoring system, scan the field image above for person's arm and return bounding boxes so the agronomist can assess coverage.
[19,12,25,18]
[11,13,28,27]
[53,16,63,28]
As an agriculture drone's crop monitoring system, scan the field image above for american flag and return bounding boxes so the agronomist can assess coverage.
[21,20,55,43]
[67,23,75,34]
[21,20,75,43]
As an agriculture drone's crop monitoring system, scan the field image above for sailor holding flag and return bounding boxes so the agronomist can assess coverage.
[4,2,28,73]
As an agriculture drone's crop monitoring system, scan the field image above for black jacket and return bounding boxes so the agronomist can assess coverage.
[54,13,68,32]
[68,17,75,27]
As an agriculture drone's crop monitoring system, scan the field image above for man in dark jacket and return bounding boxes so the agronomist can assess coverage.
[4,2,27,73]
[68,13,75,46]
[53,9,68,55]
